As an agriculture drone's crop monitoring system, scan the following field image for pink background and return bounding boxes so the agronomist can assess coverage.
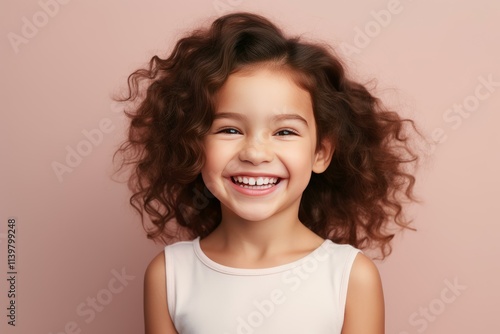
[1,0,499,333]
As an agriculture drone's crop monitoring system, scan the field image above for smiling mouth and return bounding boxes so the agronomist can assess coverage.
[231,176,281,189]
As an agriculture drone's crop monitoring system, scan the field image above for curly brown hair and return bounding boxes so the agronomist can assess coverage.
[115,12,421,258]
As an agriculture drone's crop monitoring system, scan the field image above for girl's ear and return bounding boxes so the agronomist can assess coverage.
[312,139,335,174]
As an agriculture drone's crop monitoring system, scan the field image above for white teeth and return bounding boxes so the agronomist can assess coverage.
[232,176,279,186]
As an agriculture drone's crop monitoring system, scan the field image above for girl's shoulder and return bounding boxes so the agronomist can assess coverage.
[145,239,198,277]
[347,252,382,289]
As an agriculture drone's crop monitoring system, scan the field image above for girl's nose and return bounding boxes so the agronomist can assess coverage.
[238,137,274,165]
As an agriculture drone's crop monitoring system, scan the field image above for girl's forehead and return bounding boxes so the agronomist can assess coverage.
[221,62,314,100]
[215,74,310,117]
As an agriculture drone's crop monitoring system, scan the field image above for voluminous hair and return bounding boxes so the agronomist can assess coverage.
[115,12,421,258]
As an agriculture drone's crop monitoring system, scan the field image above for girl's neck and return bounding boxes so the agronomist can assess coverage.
[199,207,324,268]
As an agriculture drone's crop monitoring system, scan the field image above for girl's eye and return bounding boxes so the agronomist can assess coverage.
[216,128,241,135]
[275,129,298,136]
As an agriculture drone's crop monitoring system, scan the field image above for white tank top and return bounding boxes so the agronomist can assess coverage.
[164,237,361,334]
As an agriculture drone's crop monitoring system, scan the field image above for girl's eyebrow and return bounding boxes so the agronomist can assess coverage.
[213,112,247,121]
[214,112,308,125]
[273,114,308,125]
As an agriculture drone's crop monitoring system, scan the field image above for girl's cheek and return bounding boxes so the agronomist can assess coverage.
[201,171,216,195]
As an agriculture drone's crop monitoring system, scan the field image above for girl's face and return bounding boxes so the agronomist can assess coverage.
[201,67,332,224]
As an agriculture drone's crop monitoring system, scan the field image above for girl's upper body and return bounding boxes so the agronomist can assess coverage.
[150,235,381,334]
[117,12,419,334]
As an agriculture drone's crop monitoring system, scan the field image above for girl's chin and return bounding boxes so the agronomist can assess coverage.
[222,207,278,223]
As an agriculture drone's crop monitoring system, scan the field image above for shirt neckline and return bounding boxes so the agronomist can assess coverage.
[193,236,332,276]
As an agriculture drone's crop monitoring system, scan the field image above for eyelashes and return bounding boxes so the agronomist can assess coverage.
[274,129,298,136]
[216,128,241,135]
[215,127,299,136]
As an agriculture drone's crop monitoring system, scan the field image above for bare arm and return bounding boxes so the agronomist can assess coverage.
[341,253,385,334]
[144,251,178,334]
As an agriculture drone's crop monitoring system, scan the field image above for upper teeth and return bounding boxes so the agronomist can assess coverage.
[232,176,279,186]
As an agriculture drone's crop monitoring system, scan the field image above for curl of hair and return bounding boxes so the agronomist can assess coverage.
[114,12,421,258]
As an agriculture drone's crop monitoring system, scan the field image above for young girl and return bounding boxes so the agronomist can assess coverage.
[116,12,419,334]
